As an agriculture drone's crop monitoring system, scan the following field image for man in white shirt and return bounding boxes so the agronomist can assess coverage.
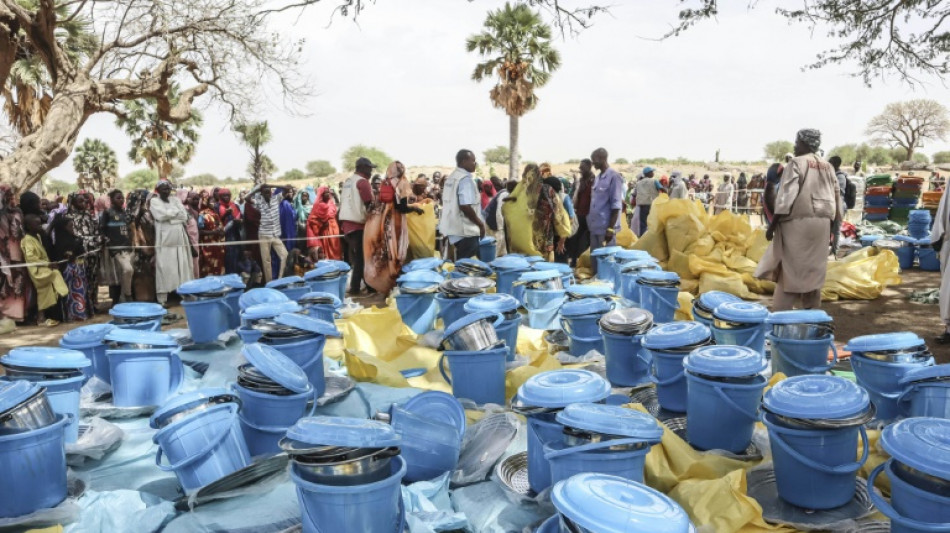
[439,149,485,260]
[247,183,289,283]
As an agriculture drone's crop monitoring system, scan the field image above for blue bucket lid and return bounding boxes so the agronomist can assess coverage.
[844,332,925,353]
[915,237,934,246]
[490,256,531,271]
[899,364,950,386]
[149,388,239,429]
[524,256,544,264]
[455,258,493,272]
[109,302,167,319]
[516,369,611,408]
[590,246,622,257]
[881,418,950,481]
[0,380,41,414]
[860,235,883,244]
[239,288,289,310]
[560,298,612,318]
[765,310,833,325]
[443,311,501,339]
[713,302,768,323]
[402,258,445,272]
[266,276,306,290]
[684,345,767,377]
[619,259,660,273]
[518,269,561,283]
[242,301,302,321]
[397,270,444,288]
[3,347,91,369]
[299,292,342,307]
[317,259,351,273]
[552,473,694,533]
[274,313,341,337]
[103,329,178,347]
[556,403,662,440]
[177,277,228,295]
[614,249,652,262]
[285,416,400,448]
[216,274,246,289]
[402,391,466,440]
[464,293,520,314]
[480,236,496,245]
[60,323,116,349]
[696,291,741,311]
[303,264,341,280]
[638,270,680,283]
[565,284,614,299]
[533,262,572,274]
[892,235,916,243]
[763,375,869,419]
[642,322,710,350]
[241,343,311,394]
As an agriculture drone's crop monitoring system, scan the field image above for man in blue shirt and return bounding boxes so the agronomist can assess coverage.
[586,148,624,273]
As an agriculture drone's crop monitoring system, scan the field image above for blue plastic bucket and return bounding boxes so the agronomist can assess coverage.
[308,277,344,302]
[435,293,472,330]
[304,304,341,324]
[686,373,766,453]
[649,349,689,412]
[495,317,520,361]
[762,413,868,509]
[560,314,603,339]
[439,347,507,405]
[108,348,183,408]
[291,457,405,533]
[237,327,263,345]
[224,291,242,329]
[768,334,837,377]
[896,246,916,270]
[390,406,461,483]
[544,437,652,486]
[567,333,603,357]
[618,272,643,305]
[154,403,251,492]
[231,383,314,427]
[0,414,68,518]
[238,416,289,457]
[899,381,950,419]
[109,318,161,332]
[495,269,528,303]
[34,375,84,444]
[263,336,326,398]
[602,331,651,387]
[395,292,438,335]
[712,324,766,355]
[869,460,950,533]
[851,355,934,422]
[478,240,497,263]
[181,297,232,344]
[524,289,565,330]
[638,284,679,323]
[594,255,613,281]
[919,247,941,271]
[527,412,563,493]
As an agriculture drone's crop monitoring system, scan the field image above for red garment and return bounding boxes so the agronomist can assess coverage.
[218,200,241,222]
[378,183,396,204]
[480,182,495,209]
[575,176,593,217]
[307,186,342,259]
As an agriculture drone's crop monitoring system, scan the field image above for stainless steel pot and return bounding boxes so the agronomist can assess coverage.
[767,403,876,429]
[1,364,84,381]
[562,427,650,451]
[441,313,504,351]
[154,393,242,429]
[770,323,834,340]
[111,316,158,324]
[292,446,399,486]
[892,460,950,497]
[520,277,564,291]
[0,387,57,434]
[181,290,230,302]
[713,318,755,330]
[857,347,931,363]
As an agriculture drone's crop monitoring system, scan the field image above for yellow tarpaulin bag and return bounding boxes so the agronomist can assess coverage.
[746,228,769,263]
[633,227,669,262]
[742,273,775,295]
[616,214,638,249]
[689,254,733,278]
[670,469,795,533]
[501,182,541,256]
[668,250,696,280]
[666,213,705,254]
[675,291,694,320]
[822,248,901,301]
[699,272,759,299]
[406,201,437,260]
[708,211,753,252]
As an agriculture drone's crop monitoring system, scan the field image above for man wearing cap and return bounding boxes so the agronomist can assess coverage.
[340,157,376,295]
[246,182,291,283]
[587,148,624,270]
[635,166,661,235]
[439,149,485,260]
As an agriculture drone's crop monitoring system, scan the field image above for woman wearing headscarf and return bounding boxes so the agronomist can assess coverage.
[306,186,342,260]
[150,180,194,306]
[363,161,418,293]
[294,189,314,250]
[0,186,29,322]
[755,129,841,311]
[197,193,226,277]
[480,181,495,210]
[50,212,90,321]
[184,192,201,279]
[93,193,121,302]
[126,189,156,301]
[60,191,102,312]
[736,172,749,210]
[503,164,572,259]
[215,188,243,274]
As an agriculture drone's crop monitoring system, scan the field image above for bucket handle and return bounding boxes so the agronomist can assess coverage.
[168,350,184,395]
[543,436,658,460]
[712,385,760,422]
[776,336,838,374]
[635,345,652,368]
[769,424,869,475]
[642,286,679,310]
[896,385,917,417]
[439,354,451,385]
[155,416,236,472]
[303,489,406,533]
[651,360,684,387]
[854,373,903,401]
[868,462,950,532]
[237,414,289,433]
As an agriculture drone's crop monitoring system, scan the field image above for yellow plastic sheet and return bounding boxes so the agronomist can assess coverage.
[822,248,902,301]
[616,213,638,249]
[670,469,795,533]
[406,202,437,260]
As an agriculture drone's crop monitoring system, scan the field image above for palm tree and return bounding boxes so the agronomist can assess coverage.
[467,3,560,179]
[116,84,203,180]
[234,121,273,184]
[73,138,118,193]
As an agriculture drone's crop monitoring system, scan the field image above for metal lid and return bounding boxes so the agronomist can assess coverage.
[440,277,495,295]
[560,298,612,318]
[455,258,493,273]
[533,262,572,274]
[303,264,341,280]
[443,311,501,339]
[763,375,870,420]
[765,310,833,325]
[637,270,681,284]
[695,291,741,313]
[565,284,615,299]
[402,391,466,442]
[298,292,342,307]
[464,294,520,314]
[109,302,167,319]
[3,347,92,369]
[613,249,652,262]
[216,274,246,289]
[149,388,240,429]
[103,329,178,347]
[489,256,531,271]
[590,246,622,257]
[242,301,303,321]
[619,259,661,274]
[515,369,611,408]
[60,323,116,349]
[713,302,768,323]
[266,276,307,289]
[684,345,767,377]
[642,322,710,350]
[402,257,446,272]
[242,343,311,394]
[599,308,653,335]
[556,403,663,440]
[552,473,695,533]
[881,417,950,481]
[899,364,950,386]
[177,277,229,295]
[239,288,290,310]
[844,332,925,353]
[0,380,41,415]
[397,270,445,289]
[518,269,561,283]
[274,313,341,337]
[284,416,401,448]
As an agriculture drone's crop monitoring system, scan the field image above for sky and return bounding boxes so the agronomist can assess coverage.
[49,0,950,182]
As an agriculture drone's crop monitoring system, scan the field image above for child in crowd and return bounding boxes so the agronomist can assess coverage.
[285,248,313,277]
[238,249,263,287]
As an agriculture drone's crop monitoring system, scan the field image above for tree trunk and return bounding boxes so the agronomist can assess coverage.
[508,114,520,180]
[906,145,914,162]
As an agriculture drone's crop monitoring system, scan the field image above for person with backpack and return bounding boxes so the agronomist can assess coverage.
[829,155,856,211]
[484,179,515,257]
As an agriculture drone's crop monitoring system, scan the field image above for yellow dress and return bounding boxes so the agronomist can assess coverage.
[21,234,67,311]
[502,182,572,259]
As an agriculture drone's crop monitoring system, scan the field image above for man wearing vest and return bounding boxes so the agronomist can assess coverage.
[439,149,485,260]
[340,157,376,295]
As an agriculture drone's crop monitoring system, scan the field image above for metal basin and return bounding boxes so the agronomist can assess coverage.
[856,347,931,363]
[770,323,834,340]
[291,446,399,486]
[0,387,57,434]
[766,404,876,430]
[562,427,650,451]
[1,364,84,381]
[441,317,502,352]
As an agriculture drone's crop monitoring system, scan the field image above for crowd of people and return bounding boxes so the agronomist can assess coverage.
[0,130,858,327]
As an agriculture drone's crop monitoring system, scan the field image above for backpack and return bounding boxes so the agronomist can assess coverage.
[484,193,500,231]
[844,178,857,210]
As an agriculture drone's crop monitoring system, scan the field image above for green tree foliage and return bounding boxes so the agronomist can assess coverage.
[615,158,629,165]
[280,168,306,182]
[116,84,202,180]
[182,173,220,186]
[234,121,273,184]
[45,178,78,195]
[305,160,337,178]
[341,145,392,173]
[120,169,159,191]
[72,138,118,193]
[764,140,794,162]
[483,145,511,165]
[247,155,277,180]
[933,151,950,165]
[912,153,930,164]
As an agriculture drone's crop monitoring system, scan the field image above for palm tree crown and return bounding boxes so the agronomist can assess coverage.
[235,121,273,184]
[73,138,118,193]
[116,84,202,180]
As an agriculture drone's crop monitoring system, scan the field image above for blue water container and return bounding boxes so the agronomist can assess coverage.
[214,274,246,329]
[491,256,531,304]
[464,293,521,361]
[637,270,681,324]
[298,292,343,324]
[0,406,68,518]
[590,246,622,281]
[108,302,167,331]
[847,332,934,423]
[610,250,653,292]
[178,277,233,344]
[899,364,950,419]
[59,323,115,383]
[617,260,661,305]
[766,310,836,377]
[642,321,711,413]
[711,302,768,355]
[691,291,741,330]
[478,236,497,263]
[104,329,183,409]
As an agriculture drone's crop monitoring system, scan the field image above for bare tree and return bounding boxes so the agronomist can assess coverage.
[866,99,950,162]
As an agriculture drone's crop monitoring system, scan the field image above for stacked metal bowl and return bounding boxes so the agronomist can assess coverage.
[454,258,494,277]
[438,277,495,298]
[396,270,443,295]
[599,309,653,336]
[237,364,298,396]
[0,381,57,435]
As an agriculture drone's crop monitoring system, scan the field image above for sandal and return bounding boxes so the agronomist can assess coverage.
[42,319,59,327]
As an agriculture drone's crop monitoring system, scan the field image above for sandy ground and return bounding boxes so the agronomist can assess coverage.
[0,269,945,363]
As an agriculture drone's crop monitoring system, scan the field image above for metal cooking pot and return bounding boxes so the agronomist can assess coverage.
[181,290,230,302]
[0,387,57,434]
[154,393,242,429]
[857,347,931,363]
[0,364,84,381]
[770,323,834,340]
[767,403,876,430]
[562,426,650,451]
[892,460,950,496]
[111,316,156,324]
[713,318,755,330]
[441,313,505,352]
[292,446,400,485]
[517,277,564,291]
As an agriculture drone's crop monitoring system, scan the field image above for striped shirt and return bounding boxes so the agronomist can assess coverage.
[253,193,282,237]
